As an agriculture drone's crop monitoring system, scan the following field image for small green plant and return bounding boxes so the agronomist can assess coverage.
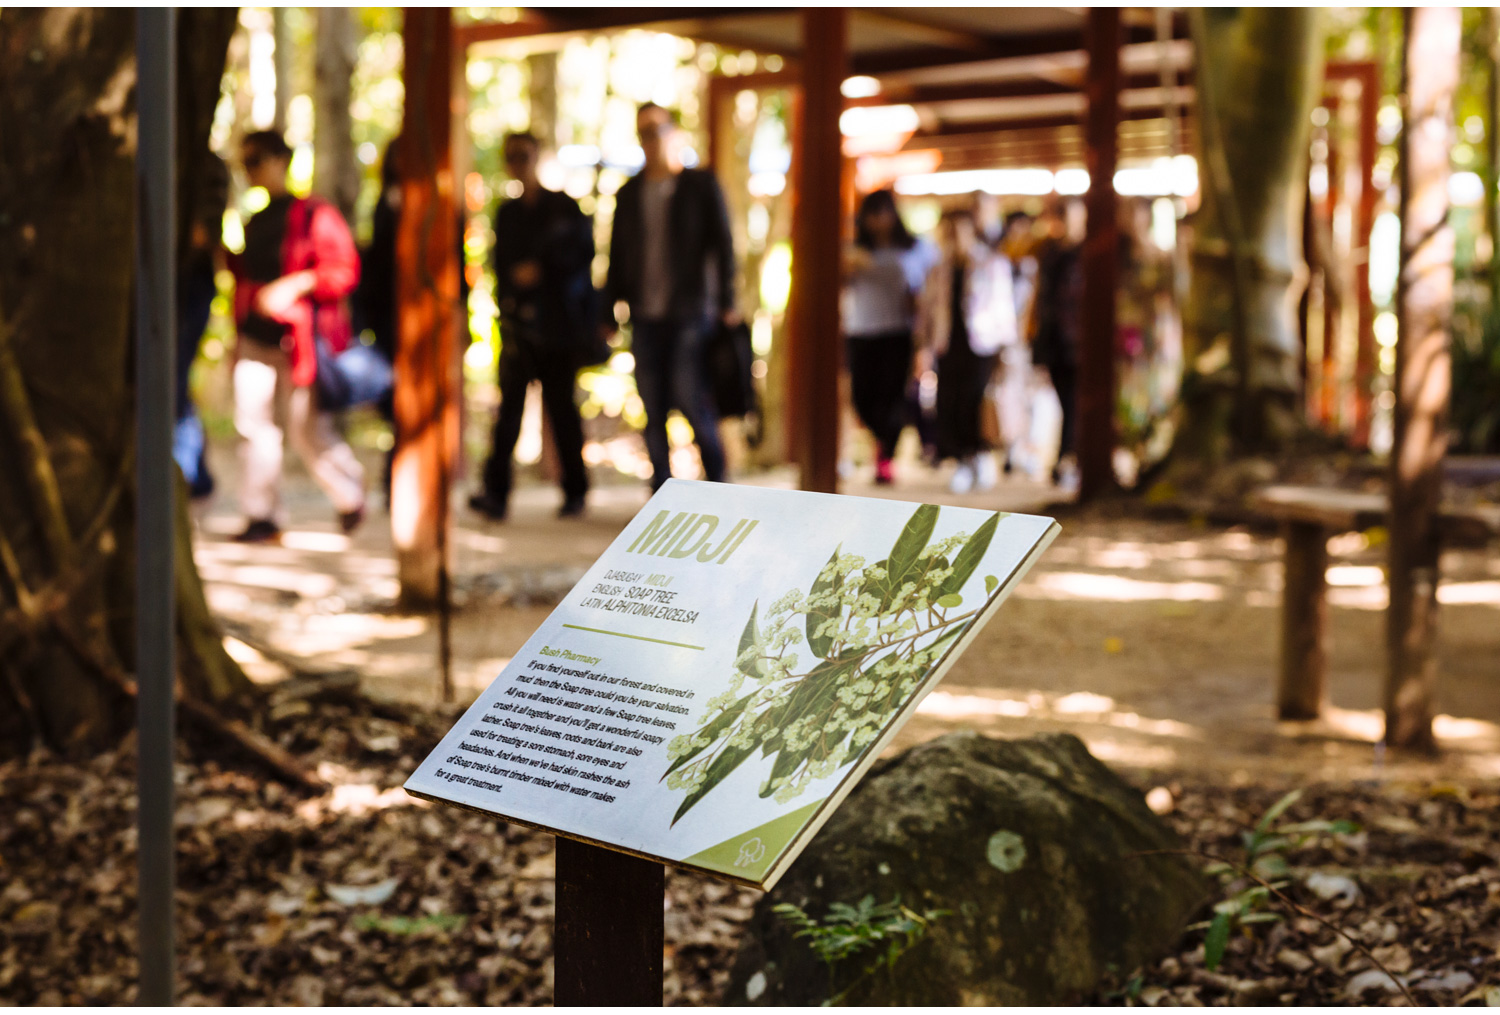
[773,894,948,1004]
[1193,789,1358,970]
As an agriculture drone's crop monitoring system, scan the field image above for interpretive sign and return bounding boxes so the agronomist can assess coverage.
[406,480,1059,889]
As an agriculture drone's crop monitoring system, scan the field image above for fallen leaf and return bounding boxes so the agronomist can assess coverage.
[1414,969,1474,993]
[325,877,401,906]
[10,901,60,936]
[1275,948,1314,974]
[1345,969,1404,998]
[1305,871,1360,906]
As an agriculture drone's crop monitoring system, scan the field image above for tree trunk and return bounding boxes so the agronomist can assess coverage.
[0,8,250,758]
[313,7,360,226]
[1385,6,1459,753]
[527,52,559,151]
[1177,9,1324,463]
[1487,7,1500,313]
[272,6,292,133]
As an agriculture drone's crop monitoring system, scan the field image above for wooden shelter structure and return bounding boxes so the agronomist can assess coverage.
[393,7,1196,596]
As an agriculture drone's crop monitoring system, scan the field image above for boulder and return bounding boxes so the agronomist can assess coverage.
[724,732,1207,1005]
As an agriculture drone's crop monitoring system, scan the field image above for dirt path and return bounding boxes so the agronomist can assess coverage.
[195,457,1500,784]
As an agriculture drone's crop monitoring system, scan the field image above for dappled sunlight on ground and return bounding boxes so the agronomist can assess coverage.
[1020,571,1227,602]
[192,453,1500,783]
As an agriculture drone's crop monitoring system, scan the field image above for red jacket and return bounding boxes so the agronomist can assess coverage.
[231,196,360,388]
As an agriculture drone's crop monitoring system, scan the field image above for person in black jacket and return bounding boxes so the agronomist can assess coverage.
[603,102,739,490]
[469,131,593,521]
[1030,199,1085,489]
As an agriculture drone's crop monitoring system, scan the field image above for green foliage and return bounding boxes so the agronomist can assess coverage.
[773,894,948,1004]
[663,505,1004,824]
[1193,789,1359,971]
[1451,304,1500,453]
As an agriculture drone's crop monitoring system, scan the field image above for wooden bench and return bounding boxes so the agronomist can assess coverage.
[1251,485,1500,721]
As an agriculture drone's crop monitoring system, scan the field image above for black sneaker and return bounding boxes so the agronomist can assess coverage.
[557,496,586,519]
[339,504,366,534]
[232,519,282,545]
[468,492,508,522]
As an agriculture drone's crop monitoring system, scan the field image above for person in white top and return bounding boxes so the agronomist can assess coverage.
[916,208,1019,495]
[995,210,1040,477]
[841,189,937,485]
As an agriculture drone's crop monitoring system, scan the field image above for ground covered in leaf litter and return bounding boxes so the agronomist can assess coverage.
[2,698,1498,1006]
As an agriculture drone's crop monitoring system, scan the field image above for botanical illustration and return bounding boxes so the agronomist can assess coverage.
[664,504,1003,825]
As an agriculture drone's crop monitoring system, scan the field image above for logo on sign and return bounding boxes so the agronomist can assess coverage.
[734,836,767,868]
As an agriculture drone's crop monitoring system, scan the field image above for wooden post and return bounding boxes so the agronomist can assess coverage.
[392,8,460,612]
[134,9,177,1003]
[1350,64,1379,447]
[787,8,846,494]
[1078,7,1120,501]
[1277,522,1329,719]
[1319,106,1341,430]
[1386,6,1458,752]
[555,838,664,1005]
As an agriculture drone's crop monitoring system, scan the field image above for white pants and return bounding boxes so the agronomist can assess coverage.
[994,342,1032,451]
[234,341,365,521]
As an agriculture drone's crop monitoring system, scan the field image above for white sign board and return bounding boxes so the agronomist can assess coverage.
[406,480,1058,889]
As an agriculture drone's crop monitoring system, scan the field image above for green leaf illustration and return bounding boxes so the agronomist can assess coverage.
[735,601,766,678]
[662,690,756,779]
[760,740,810,797]
[671,740,757,826]
[864,557,892,607]
[940,512,1001,597]
[879,504,939,610]
[776,657,858,733]
[805,547,843,659]
[664,502,1009,823]
[757,701,792,758]
[923,623,967,662]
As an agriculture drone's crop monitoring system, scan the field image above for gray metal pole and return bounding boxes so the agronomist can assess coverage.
[135,8,177,1006]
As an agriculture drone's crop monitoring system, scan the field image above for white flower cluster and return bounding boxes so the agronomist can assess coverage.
[664,526,981,815]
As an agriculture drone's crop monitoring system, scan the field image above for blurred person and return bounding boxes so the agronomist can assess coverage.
[916,208,1018,495]
[228,130,364,544]
[841,189,937,485]
[603,101,738,491]
[353,137,401,505]
[174,151,229,502]
[468,131,593,521]
[1030,199,1085,490]
[995,209,1039,476]
[355,135,470,508]
[974,189,1004,247]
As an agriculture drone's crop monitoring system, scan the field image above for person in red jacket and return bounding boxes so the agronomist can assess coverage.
[229,130,365,544]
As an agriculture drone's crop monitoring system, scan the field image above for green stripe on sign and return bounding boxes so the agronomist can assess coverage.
[682,799,825,882]
[560,624,704,651]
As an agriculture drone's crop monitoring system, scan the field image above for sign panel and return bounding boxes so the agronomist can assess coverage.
[406,480,1058,889]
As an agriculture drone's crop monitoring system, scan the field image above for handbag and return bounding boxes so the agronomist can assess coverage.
[705,320,757,419]
[315,337,394,411]
[564,282,613,370]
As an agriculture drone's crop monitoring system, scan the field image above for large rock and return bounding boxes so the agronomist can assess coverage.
[724,732,1207,1005]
